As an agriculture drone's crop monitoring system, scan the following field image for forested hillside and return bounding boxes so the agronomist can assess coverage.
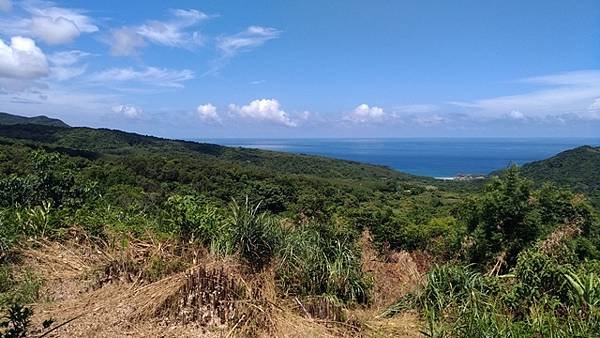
[0,112,70,128]
[0,114,599,337]
[521,145,600,207]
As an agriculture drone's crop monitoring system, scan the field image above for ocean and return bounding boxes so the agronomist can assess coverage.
[197,138,600,178]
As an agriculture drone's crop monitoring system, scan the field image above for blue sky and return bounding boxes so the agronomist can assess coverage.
[0,0,599,138]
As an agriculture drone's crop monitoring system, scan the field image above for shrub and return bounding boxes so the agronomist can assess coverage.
[165,194,223,243]
[564,270,600,310]
[392,257,600,337]
[460,166,598,271]
[0,269,43,309]
[276,222,371,304]
[420,264,492,314]
[0,303,33,338]
[222,198,281,270]
[460,166,540,269]
[504,249,570,313]
[0,151,95,209]
[397,216,464,258]
[0,211,18,260]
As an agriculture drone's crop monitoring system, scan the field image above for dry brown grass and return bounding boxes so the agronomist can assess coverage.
[18,229,424,337]
[539,222,583,255]
[359,230,426,310]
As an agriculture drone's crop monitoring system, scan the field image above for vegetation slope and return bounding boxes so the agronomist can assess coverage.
[0,113,598,337]
[521,145,600,207]
[0,112,70,128]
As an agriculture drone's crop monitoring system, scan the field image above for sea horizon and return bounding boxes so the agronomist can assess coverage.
[194,137,600,178]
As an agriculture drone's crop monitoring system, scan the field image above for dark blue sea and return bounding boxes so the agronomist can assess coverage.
[198,138,600,178]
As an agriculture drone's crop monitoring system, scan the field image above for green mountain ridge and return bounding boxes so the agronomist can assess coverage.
[0,112,70,128]
[520,145,600,206]
[0,122,425,183]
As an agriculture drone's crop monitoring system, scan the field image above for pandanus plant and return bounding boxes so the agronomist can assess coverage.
[564,270,600,310]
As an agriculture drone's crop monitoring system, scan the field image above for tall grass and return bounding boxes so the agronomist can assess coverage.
[220,198,282,270]
[392,257,600,337]
[277,223,370,304]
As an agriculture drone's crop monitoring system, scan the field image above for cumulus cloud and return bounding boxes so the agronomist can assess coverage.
[26,4,98,45]
[345,104,385,122]
[507,110,525,120]
[197,103,220,122]
[230,99,297,127]
[217,26,280,57]
[0,0,12,12]
[89,66,194,88]
[0,36,48,79]
[112,104,142,118]
[108,9,209,56]
[29,16,80,45]
[588,98,600,119]
[588,98,600,111]
[0,3,97,44]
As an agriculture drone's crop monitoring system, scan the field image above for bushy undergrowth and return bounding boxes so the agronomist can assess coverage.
[2,144,600,336]
[165,195,370,302]
[0,268,43,310]
[220,198,282,270]
[277,222,371,304]
[386,248,600,337]
[459,166,598,271]
[390,249,600,337]
[380,167,600,336]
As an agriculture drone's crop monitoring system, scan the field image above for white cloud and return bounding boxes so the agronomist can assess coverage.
[26,4,98,45]
[0,0,11,12]
[588,98,600,111]
[345,103,385,122]
[89,66,195,88]
[29,16,80,45]
[230,99,297,127]
[49,66,85,81]
[393,104,438,114]
[47,50,89,81]
[413,114,447,125]
[112,104,142,118]
[197,103,220,122]
[217,26,280,57]
[507,110,525,120]
[108,9,209,56]
[451,70,600,120]
[588,98,600,119]
[0,36,48,79]
[108,27,146,56]
[136,9,206,47]
[47,50,89,66]
[519,70,600,86]
[0,3,97,45]
[207,26,280,74]
[0,82,117,117]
